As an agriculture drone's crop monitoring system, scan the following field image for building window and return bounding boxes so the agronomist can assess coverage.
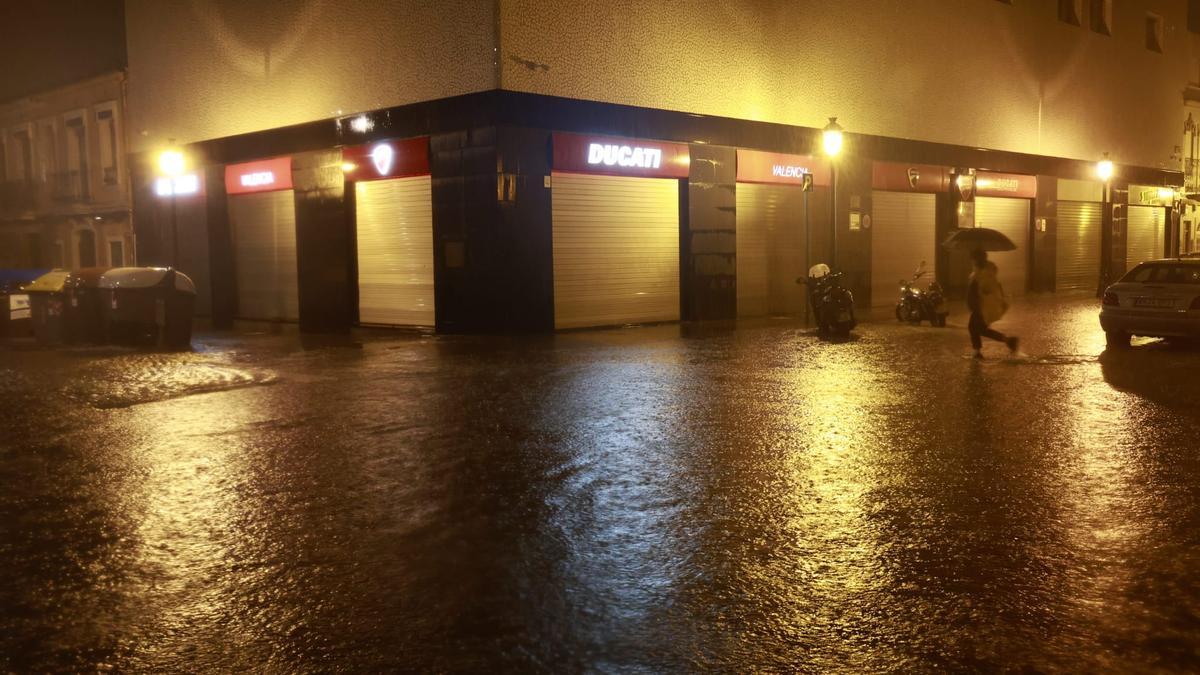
[1058,0,1082,26]
[12,129,33,184]
[1190,0,1200,34]
[64,116,88,199]
[26,233,44,267]
[96,106,118,186]
[78,229,97,268]
[38,122,56,184]
[1147,12,1165,52]
[1090,0,1112,35]
[108,239,125,267]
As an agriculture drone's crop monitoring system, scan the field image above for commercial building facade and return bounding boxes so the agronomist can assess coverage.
[0,72,134,271]
[124,0,1190,332]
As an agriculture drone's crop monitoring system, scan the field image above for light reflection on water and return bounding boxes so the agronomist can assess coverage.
[7,296,1200,671]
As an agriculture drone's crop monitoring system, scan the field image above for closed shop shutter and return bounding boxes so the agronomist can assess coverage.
[735,183,806,317]
[355,176,434,326]
[1127,205,1165,268]
[976,196,1029,296]
[870,191,936,306]
[551,173,680,329]
[228,190,299,321]
[1055,201,1101,292]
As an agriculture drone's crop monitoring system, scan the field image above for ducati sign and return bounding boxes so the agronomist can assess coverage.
[587,143,664,169]
[552,132,690,178]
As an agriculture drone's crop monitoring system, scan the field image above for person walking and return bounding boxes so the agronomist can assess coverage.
[967,248,1019,359]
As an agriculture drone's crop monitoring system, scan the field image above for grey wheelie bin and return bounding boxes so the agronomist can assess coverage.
[100,268,197,350]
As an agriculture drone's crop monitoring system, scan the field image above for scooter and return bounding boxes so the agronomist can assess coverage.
[798,263,857,337]
[895,261,948,327]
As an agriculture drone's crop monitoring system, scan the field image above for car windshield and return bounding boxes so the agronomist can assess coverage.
[1121,263,1200,284]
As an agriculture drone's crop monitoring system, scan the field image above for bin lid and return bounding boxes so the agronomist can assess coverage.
[66,267,112,288]
[99,267,196,294]
[23,269,71,293]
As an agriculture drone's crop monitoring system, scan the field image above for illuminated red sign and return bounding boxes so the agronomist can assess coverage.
[225,156,293,195]
[736,149,830,186]
[552,132,690,178]
[872,162,951,193]
[976,171,1037,199]
[342,137,429,180]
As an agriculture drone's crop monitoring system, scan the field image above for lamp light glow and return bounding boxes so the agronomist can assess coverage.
[822,117,844,157]
[1097,154,1114,181]
[159,149,185,177]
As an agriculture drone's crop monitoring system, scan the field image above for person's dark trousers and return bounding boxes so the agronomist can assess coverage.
[968,311,1007,350]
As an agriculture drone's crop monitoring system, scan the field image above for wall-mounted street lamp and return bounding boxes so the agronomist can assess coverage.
[823,117,844,267]
[1096,153,1114,182]
[155,145,189,269]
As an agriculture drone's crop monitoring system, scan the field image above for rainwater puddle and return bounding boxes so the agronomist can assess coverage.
[62,358,276,409]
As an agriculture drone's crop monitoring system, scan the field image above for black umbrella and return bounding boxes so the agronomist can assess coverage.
[941,227,1017,252]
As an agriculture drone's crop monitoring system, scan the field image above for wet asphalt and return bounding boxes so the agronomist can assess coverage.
[3,294,1200,673]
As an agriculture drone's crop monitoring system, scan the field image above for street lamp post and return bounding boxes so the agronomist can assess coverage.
[822,117,844,268]
[1096,153,1114,296]
[158,147,185,269]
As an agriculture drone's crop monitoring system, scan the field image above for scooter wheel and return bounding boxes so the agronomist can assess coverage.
[894,305,904,322]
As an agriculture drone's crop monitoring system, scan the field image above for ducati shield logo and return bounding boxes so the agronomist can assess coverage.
[370,144,395,175]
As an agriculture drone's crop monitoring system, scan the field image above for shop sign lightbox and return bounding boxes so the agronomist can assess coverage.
[976,171,1037,199]
[154,173,205,198]
[552,132,690,178]
[736,149,830,187]
[341,137,430,180]
[871,161,951,193]
[225,156,294,195]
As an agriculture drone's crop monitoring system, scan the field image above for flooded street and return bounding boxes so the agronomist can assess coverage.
[3,294,1200,672]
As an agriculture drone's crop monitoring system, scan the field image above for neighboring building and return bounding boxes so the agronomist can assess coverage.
[123,0,1188,333]
[0,71,133,272]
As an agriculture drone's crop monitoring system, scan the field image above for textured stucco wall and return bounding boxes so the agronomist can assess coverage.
[125,0,496,153]
[499,0,1189,169]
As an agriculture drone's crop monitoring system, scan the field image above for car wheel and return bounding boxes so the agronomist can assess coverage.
[1105,330,1131,349]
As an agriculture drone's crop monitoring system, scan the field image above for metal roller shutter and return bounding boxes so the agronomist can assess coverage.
[976,196,1029,296]
[551,173,680,329]
[355,176,434,326]
[1055,201,1101,292]
[871,191,936,307]
[1127,205,1165,268]
[228,190,299,321]
[736,183,806,317]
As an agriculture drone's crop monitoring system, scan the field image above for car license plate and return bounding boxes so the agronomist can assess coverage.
[1133,297,1175,308]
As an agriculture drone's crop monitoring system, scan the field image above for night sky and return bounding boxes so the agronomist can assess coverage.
[0,0,125,102]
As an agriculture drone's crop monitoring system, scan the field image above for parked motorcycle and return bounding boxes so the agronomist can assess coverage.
[798,263,857,337]
[895,261,948,327]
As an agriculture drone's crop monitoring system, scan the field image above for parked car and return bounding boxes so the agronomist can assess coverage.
[1099,259,1200,348]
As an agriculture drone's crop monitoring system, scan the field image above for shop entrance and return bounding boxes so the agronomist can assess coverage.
[550,173,680,329]
[354,176,434,326]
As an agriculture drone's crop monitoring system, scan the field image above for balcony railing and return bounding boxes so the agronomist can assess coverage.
[50,169,89,202]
